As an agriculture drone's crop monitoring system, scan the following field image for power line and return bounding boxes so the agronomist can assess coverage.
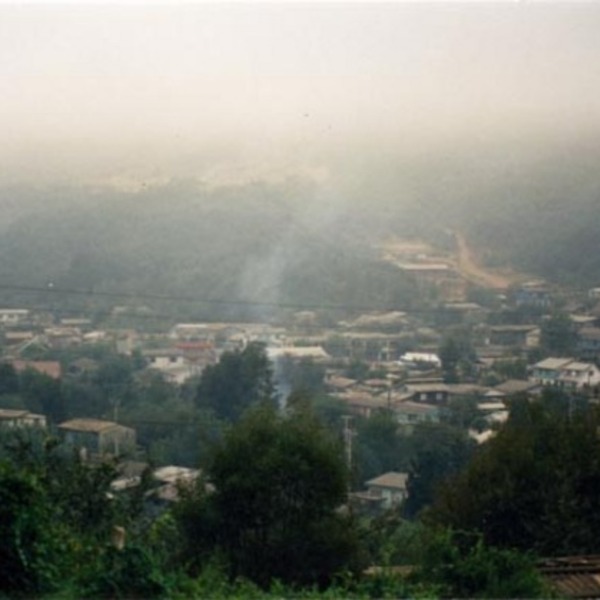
[0,282,435,315]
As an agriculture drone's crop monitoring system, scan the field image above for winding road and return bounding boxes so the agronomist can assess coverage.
[454,232,514,290]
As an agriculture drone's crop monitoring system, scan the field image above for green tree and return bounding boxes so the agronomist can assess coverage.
[0,362,19,395]
[428,402,600,556]
[540,312,578,357]
[417,529,549,598]
[493,358,528,381]
[439,331,477,383]
[345,359,370,382]
[0,460,70,595]
[404,423,475,519]
[195,342,275,422]
[175,405,361,588]
[0,429,135,596]
[354,409,408,483]
[19,369,66,423]
[277,356,325,396]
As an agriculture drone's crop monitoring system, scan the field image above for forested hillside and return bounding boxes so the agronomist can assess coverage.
[0,179,418,321]
[447,136,600,285]
[2,132,600,315]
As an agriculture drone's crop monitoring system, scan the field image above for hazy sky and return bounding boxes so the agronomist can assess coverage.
[2,2,600,183]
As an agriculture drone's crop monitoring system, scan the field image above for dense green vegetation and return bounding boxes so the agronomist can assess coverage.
[0,410,553,599]
[428,400,600,556]
[0,341,573,599]
[0,179,418,322]
[2,134,599,322]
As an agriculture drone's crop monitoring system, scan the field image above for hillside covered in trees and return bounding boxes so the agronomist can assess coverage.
[0,178,421,322]
[3,132,600,316]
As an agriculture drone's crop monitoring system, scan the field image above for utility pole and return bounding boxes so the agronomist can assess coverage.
[113,398,120,456]
[342,415,353,487]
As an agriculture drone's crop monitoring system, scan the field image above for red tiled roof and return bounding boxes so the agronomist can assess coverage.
[11,360,62,380]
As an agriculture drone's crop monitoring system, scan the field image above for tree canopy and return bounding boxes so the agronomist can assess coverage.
[427,401,600,556]
[175,404,361,588]
[195,342,276,422]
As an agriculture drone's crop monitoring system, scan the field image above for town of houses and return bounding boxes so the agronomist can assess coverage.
[3,241,600,513]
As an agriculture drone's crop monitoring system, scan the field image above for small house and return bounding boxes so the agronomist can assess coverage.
[0,409,46,428]
[364,472,409,510]
[58,418,136,457]
[404,382,449,405]
[530,358,574,386]
[394,400,441,425]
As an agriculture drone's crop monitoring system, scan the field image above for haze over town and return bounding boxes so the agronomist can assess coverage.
[4,3,600,598]
[3,2,600,187]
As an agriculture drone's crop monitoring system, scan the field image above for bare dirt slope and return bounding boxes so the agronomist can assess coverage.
[453,232,519,290]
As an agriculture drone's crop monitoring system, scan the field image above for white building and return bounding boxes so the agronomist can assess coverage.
[0,309,30,327]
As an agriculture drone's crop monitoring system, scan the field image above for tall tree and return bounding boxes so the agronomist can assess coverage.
[195,342,275,422]
[19,369,66,423]
[0,362,19,396]
[175,405,361,588]
[404,423,475,519]
[540,312,578,357]
[428,402,600,556]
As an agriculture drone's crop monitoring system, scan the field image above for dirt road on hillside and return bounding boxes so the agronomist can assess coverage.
[454,232,515,290]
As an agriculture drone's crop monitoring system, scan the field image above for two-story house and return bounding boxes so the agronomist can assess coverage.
[530,358,574,386]
[530,358,600,391]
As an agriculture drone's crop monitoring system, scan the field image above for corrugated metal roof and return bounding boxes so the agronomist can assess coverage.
[495,379,539,395]
[366,472,408,490]
[58,418,121,433]
[0,409,29,419]
[539,556,600,598]
[534,357,574,370]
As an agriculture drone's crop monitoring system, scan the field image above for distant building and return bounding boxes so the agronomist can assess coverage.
[0,409,46,428]
[0,309,30,327]
[398,352,442,370]
[529,358,600,391]
[351,472,409,514]
[438,302,487,326]
[44,327,82,349]
[487,325,539,348]
[60,318,93,331]
[393,400,441,425]
[10,360,62,380]
[337,390,390,419]
[530,358,575,386]
[491,379,541,399]
[58,418,136,456]
[170,323,213,341]
[267,346,330,361]
[404,382,449,405]
[151,465,202,502]
[557,361,600,391]
[142,347,211,384]
[513,282,551,309]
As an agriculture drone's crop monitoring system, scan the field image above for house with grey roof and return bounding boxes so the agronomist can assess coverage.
[530,358,575,386]
[58,418,136,457]
[491,379,542,399]
[351,471,409,514]
[0,409,46,429]
[487,325,539,348]
[393,400,441,426]
[529,358,600,391]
